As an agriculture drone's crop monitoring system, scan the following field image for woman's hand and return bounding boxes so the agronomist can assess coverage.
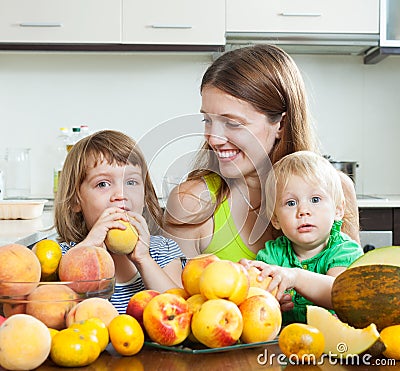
[76,207,131,249]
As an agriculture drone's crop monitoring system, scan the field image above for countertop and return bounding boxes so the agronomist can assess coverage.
[356,194,400,208]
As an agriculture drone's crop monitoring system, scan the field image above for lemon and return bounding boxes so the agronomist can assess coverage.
[279,323,325,363]
[50,328,101,367]
[69,317,109,352]
[108,314,144,356]
[380,324,400,360]
[32,239,62,281]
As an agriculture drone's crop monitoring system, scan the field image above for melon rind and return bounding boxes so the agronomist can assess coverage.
[307,306,380,357]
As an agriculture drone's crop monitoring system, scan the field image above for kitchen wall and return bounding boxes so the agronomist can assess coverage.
[0,51,399,197]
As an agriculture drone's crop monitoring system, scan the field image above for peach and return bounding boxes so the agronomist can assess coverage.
[143,293,192,346]
[58,245,115,293]
[246,286,270,299]
[0,244,41,296]
[181,254,220,295]
[0,314,51,370]
[105,220,138,254]
[191,298,243,348]
[247,266,278,296]
[186,294,207,343]
[126,289,160,330]
[66,297,119,327]
[199,260,250,305]
[26,284,79,330]
[2,301,26,317]
[239,293,282,343]
[164,287,190,300]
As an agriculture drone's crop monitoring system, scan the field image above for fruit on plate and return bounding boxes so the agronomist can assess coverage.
[164,287,190,300]
[32,239,62,281]
[239,293,282,343]
[143,293,192,346]
[199,260,249,305]
[58,245,115,293]
[348,245,400,268]
[379,324,400,360]
[331,264,400,330]
[0,314,51,371]
[181,253,220,295]
[307,305,381,357]
[105,220,138,254]
[126,289,160,330]
[278,322,325,362]
[66,297,119,327]
[246,286,270,299]
[0,243,41,296]
[26,284,79,329]
[186,294,207,343]
[108,314,144,356]
[50,327,101,367]
[246,266,278,296]
[191,298,243,348]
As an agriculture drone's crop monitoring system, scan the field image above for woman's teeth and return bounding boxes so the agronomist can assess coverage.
[217,150,239,158]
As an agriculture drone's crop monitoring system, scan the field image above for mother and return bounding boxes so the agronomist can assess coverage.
[164,44,359,261]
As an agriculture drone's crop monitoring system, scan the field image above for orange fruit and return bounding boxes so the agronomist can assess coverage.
[380,325,400,360]
[32,239,62,281]
[69,317,109,352]
[50,327,101,367]
[108,314,144,356]
[278,323,325,363]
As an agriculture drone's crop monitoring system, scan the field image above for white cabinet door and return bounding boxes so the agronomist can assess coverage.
[227,0,379,34]
[122,0,225,45]
[0,0,121,43]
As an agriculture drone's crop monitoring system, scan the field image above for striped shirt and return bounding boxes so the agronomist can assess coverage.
[60,235,185,314]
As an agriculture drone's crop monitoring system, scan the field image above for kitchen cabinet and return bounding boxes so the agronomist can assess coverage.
[122,0,225,46]
[226,0,379,34]
[0,0,121,43]
[359,208,399,248]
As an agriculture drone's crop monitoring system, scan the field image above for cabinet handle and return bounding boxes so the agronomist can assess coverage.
[149,24,192,29]
[19,22,62,28]
[279,12,322,17]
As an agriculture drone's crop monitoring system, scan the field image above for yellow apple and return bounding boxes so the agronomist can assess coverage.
[126,289,160,330]
[181,254,220,295]
[105,220,138,254]
[199,260,249,305]
[247,266,278,297]
[143,293,192,346]
[239,292,282,343]
[191,299,243,348]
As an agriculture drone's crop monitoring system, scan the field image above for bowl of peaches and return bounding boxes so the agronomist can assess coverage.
[0,242,116,330]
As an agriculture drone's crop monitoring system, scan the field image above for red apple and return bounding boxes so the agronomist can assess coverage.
[125,289,160,330]
[143,293,192,346]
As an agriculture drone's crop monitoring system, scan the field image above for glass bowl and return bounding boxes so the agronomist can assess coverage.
[0,277,115,329]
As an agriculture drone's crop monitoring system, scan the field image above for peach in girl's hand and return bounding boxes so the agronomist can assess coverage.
[105,220,138,254]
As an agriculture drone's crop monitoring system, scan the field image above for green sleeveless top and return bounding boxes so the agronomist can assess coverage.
[202,174,256,262]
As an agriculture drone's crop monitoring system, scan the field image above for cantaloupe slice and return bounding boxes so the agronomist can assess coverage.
[349,246,400,268]
[307,306,380,357]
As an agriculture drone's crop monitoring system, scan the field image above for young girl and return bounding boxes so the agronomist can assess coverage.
[54,129,185,314]
[240,151,363,325]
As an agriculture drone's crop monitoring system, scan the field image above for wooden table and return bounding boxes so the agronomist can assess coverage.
[24,343,399,371]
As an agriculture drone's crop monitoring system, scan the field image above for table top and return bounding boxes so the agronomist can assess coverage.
[27,343,398,371]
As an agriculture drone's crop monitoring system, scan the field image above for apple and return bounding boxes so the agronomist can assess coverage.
[181,254,220,296]
[143,293,192,346]
[247,266,278,296]
[239,293,282,343]
[105,220,138,254]
[125,289,160,330]
[164,287,190,300]
[199,260,249,305]
[191,298,243,348]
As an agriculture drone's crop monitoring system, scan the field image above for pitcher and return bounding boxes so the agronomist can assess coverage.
[4,148,31,198]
